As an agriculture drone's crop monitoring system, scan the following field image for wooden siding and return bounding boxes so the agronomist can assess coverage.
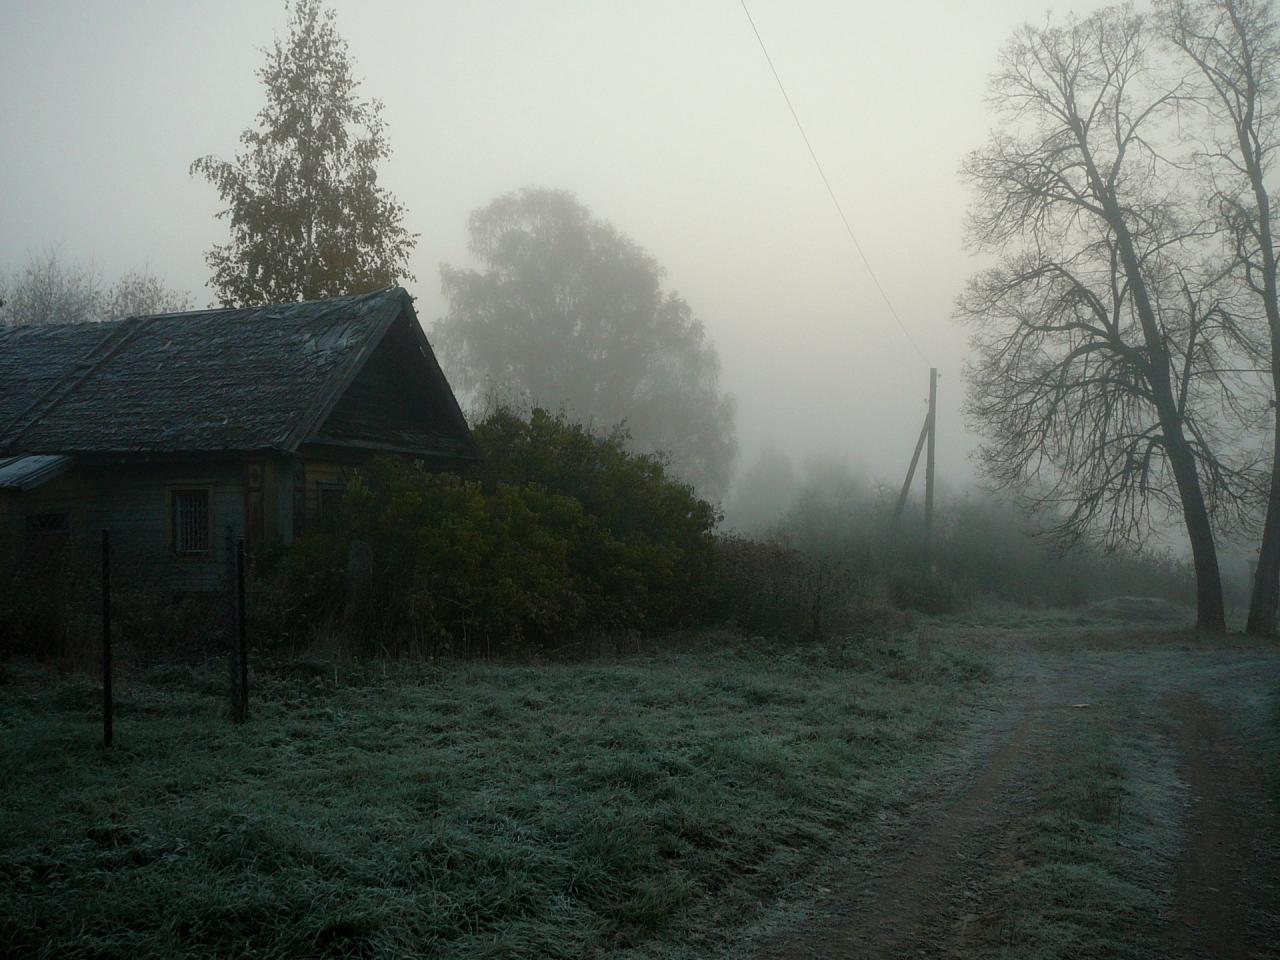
[10,463,246,592]
[312,316,461,454]
[0,496,19,572]
[274,458,298,546]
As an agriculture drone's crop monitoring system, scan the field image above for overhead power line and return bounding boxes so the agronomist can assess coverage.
[738,0,931,366]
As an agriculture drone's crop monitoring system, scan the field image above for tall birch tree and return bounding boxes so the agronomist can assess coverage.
[191,0,415,306]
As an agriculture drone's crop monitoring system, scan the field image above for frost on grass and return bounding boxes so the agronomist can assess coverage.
[0,641,988,959]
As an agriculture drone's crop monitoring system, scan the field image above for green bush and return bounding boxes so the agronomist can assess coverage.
[280,408,720,655]
[283,468,582,654]
[475,407,720,629]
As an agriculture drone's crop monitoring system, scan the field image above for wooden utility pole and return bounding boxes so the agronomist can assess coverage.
[893,368,939,569]
[226,528,249,724]
[924,367,937,567]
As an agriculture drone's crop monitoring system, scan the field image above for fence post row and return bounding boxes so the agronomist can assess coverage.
[96,526,249,745]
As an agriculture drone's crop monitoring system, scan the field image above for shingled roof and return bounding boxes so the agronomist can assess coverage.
[0,320,123,429]
[0,288,477,461]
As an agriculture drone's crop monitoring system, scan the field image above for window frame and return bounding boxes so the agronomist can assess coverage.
[170,487,212,557]
[24,512,69,534]
[23,511,70,567]
[315,480,347,524]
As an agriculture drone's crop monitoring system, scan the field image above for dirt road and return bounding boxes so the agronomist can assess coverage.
[751,630,1280,960]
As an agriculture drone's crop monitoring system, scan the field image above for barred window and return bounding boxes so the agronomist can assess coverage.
[171,489,210,555]
[25,512,68,533]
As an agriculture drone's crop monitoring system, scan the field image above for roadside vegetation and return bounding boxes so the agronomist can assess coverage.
[0,639,989,959]
[276,407,720,657]
[1,399,1207,666]
[261,406,1204,660]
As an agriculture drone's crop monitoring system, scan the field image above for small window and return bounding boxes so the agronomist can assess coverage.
[171,489,210,555]
[25,512,69,567]
[316,481,346,523]
[25,512,68,534]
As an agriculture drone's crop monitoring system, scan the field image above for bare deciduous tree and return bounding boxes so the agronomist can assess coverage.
[104,268,193,319]
[1162,0,1280,633]
[0,247,101,326]
[1,249,192,326]
[960,6,1248,630]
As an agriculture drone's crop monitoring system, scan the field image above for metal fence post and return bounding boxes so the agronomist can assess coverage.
[226,524,238,721]
[235,537,248,722]
[101,529,112,749]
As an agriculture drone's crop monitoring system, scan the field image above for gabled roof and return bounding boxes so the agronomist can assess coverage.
[0,288,477,461]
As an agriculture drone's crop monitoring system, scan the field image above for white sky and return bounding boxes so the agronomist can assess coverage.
[0,0,1115,497]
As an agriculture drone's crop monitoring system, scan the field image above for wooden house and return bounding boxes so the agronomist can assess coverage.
[0,287,477,590]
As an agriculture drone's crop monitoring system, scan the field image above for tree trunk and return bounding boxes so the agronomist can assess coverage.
[1167,430,1228,631]
[1206,1,1280,632]
[1097,187,1227,632]
[1243,172,1280,636]
[1247,399,1280,635]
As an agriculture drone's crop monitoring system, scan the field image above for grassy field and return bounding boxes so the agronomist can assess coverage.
[0,637,990,959]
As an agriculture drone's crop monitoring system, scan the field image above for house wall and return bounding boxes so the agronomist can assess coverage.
[4,454,395,591]
[8,461,246,593]
[239,455,360,547]
[0,495,19,573]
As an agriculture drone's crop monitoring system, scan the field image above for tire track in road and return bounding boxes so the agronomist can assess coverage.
[755,691,1038,959]
[753,637,1280,960]
[1163,689,1276,960]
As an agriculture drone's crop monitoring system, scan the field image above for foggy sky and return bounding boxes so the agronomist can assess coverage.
[0,0,1110,499]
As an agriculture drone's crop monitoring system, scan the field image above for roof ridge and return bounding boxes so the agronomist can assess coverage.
[0,316,157,452]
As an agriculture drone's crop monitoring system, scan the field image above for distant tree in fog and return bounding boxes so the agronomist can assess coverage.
[725,448,796,533]
[1,249,190,326]
[191,0,415,306]
[435,187,738,499]
[104,269,193,318]
[783,457,879,557]
[1,248,101,326]
[959,6,1260,632]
